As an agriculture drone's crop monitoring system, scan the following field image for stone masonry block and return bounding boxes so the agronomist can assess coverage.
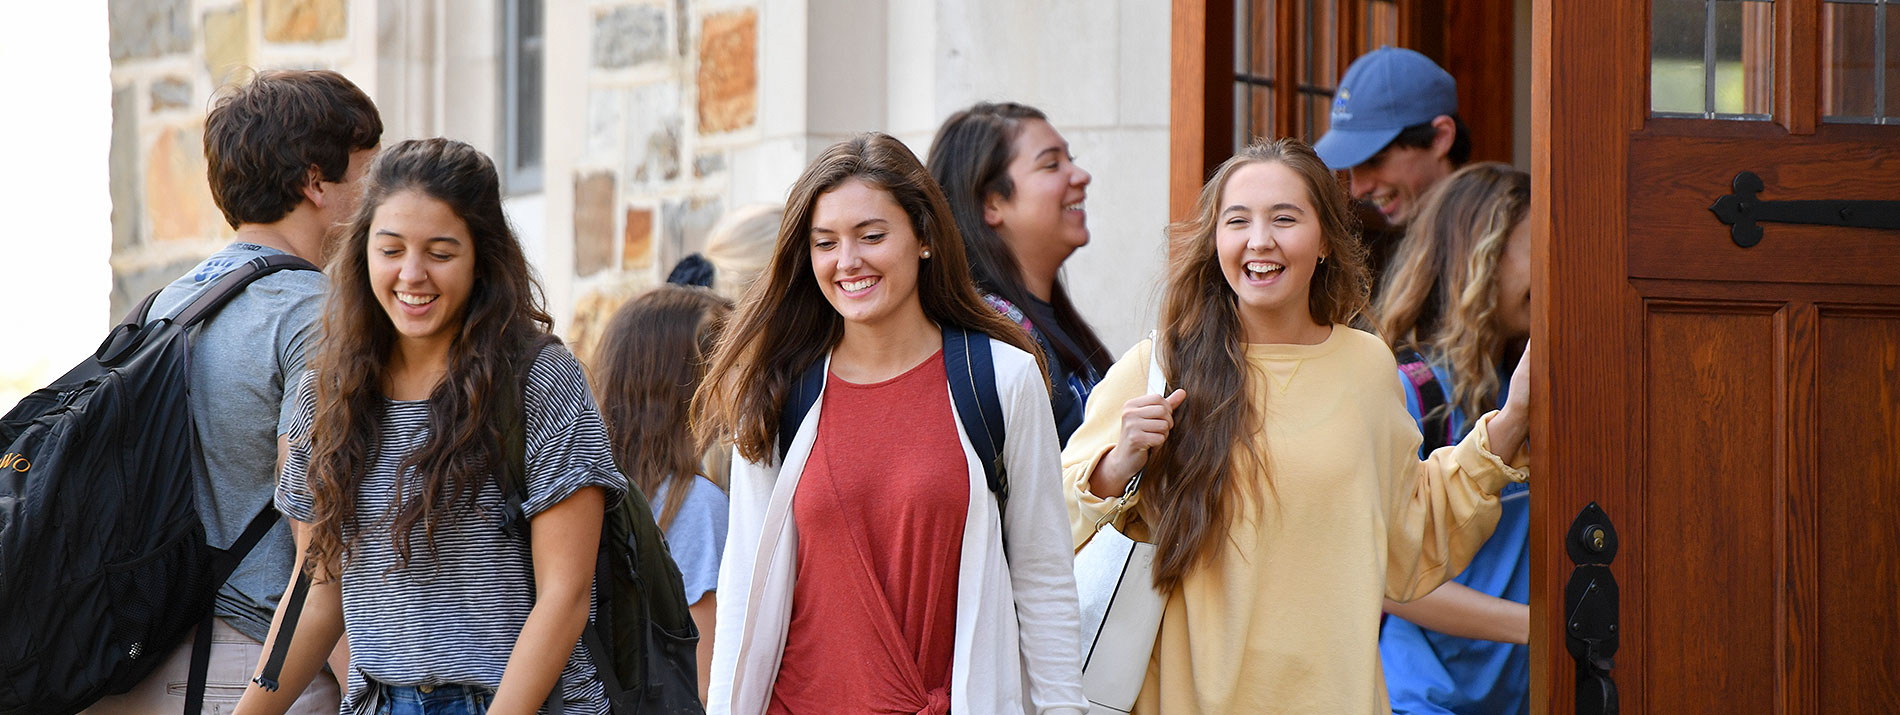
[203,3,253,83]
[593,4,668,69]
[697,8,758,134]
[660,196,723,274]
[622,206,654,271]
[574,171,617,277]
[110,0,193,63]
[150,77,193,112]
[144,123,224,243]
[263,0,346,44]
[111,86,141,251]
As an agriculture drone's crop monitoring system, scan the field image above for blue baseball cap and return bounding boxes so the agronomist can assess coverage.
[1313,47,1457,170]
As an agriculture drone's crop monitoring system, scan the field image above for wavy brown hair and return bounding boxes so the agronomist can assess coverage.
[302,138,554,579]
[1373,162,1529,421]
[591,285,733,529]
[1144,138,1372,591]
[927,102,1112,376]
[694,132,1045,462]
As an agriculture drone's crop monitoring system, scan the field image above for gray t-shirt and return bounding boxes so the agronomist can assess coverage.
[278,344,627,714]
[148,242,325,643]
[651,476,728,606]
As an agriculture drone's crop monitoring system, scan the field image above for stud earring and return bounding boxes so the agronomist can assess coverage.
[1318,255,1327,265]
[921,248,932,259]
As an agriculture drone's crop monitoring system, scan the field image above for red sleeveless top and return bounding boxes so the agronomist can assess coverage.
[766,352,969,715]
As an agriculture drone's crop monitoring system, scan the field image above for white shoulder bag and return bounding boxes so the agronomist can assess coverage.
[1073,336,1168,715]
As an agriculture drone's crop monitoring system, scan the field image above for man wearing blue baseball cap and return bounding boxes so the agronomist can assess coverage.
[1314,46,1471,229]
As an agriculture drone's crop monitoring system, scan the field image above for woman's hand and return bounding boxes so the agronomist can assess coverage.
[1487,343,1532,463]
[1088,389,1186,498]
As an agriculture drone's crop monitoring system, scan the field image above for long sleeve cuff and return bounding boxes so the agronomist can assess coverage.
[1456,410,1531,494]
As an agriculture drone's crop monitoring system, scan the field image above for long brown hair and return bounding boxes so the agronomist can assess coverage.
[1144,138,1371,591]
[303,138,554,578]
[1373,162,1529,421]
[926,102,1112,375]
[591,285,733,529]
[695,132,1045,462]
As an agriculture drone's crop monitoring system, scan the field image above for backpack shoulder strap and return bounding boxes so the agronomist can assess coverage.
[172,254,322,328]
[942,326,1008,508]
[1394,346,1453,454]
[775,356,828,463]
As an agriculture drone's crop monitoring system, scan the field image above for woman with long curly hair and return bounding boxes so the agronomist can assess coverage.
[697,133,1088,714]
[1061,139,1532,713]
[927,102,1113,446]
[237,138,629,715]
[590,284,733,704]
[1372,162,1534,714]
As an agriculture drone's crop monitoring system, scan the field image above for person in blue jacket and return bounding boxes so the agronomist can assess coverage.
[1372,162,1533,714]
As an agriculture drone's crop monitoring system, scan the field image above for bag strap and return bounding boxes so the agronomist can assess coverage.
[775,356,828,461]
[1395,346,1453,454]
[171,253,321,328]
[496,335,574,715]
[1099,334,1168,530]
[941,325,1008,512]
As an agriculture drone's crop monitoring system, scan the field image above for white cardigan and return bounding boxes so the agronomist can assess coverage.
[708,338,1089,715]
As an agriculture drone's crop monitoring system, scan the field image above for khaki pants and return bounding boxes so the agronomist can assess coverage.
[81,618,341,715]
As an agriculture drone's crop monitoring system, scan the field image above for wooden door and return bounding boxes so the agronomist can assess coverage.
[1535,0,1900,712]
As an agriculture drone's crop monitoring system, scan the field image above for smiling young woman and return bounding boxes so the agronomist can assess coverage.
[236,138,637,715]
[1061,138,1533,714]
[694,132,1088,715]
[928,102,1114,447]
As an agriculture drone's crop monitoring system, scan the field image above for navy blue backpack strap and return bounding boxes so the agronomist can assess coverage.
[942,326,1008,511]
[776,357,828,462]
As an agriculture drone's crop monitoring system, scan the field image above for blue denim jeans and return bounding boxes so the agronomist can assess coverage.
[371,682,494,715]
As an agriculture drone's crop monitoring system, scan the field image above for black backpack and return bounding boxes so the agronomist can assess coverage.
[0,254,319,715]
[777,325,1010,511]
[255,336,705,715]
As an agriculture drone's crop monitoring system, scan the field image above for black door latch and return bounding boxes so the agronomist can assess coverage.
[1566,502,1620,715]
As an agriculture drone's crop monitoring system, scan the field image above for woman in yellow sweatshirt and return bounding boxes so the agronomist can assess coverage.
[1062,138,1531,714]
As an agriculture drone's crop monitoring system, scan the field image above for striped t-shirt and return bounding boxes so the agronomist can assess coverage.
[278,344,627,715]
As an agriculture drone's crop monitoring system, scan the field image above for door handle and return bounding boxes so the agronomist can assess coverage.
[1566,502,1620,715]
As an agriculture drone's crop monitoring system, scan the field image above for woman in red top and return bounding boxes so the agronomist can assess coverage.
[696,133,1090,714]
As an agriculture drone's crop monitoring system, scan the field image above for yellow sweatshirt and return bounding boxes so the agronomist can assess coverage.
[1063,327,1529,714]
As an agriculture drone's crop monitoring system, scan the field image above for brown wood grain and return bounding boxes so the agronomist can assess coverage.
[1170,0,1234,222]
[1625,132,1900,287]
[1641,304,1783,712]
[1442,0,1514,164]
[1779,0,1819,134]
[1783,300,1818,715]
[1533,0,1640,707]
[1815,310,1900,713]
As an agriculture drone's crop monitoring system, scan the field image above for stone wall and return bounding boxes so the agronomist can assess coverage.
[106,0,368,320]
[100,0,1170,366]
[560,0,762,361]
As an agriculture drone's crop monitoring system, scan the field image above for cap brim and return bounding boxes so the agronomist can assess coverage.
[1313,126,1403,171]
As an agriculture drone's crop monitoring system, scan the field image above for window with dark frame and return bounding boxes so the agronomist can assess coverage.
[1232,0,1408,151]
[503,0,544,194]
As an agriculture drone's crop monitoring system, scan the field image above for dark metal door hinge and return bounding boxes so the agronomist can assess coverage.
[1709,171,1900,248]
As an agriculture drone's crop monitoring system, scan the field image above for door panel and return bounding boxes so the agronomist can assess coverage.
[1537,0,1900,711]
[1816,311,1900,714]
[1642,306,1780,712]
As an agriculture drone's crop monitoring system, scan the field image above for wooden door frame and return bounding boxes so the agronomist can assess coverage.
[1527,0,1639,707]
